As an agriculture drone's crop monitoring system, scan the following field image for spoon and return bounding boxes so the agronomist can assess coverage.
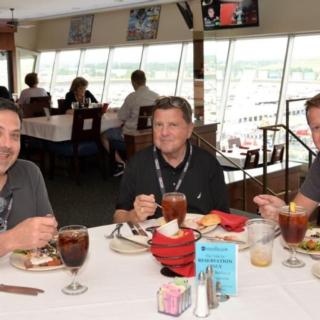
[105,223,123,239]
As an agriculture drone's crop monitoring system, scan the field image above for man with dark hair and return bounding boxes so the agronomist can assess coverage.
[113,96,229,223]
[101,69,159,176]
[0,98,56,257]
[0,86,12,100]
[254,93,320,221]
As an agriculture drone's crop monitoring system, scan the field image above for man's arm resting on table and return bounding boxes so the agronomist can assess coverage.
[113,209,138,223]
[294,192,318,218]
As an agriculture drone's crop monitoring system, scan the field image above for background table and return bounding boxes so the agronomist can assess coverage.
[0,222,318,320]
[21,111,122,142]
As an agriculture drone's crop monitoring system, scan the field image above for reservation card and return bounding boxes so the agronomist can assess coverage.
[195,241,238,296]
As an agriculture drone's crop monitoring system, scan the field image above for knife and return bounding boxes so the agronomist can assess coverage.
[0,284,44,296]
[127,221,139,235]
[202,235,247,245]
[133,223,148,237]
[116,235,150,248]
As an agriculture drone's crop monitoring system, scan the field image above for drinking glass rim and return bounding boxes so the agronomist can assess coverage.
[162,192,186,198]
[279,205,307,215]
[246,218,276,228]
[59,225,87,232]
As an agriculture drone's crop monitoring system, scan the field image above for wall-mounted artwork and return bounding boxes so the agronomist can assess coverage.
[127,6,161,41]
[68,15,94,45]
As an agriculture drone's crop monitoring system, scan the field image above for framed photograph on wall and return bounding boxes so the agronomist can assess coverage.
[127,6,161,41]
[68,14,94,45]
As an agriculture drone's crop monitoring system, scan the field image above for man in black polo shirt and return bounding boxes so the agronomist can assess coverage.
[0,98,57,257]
[113,96,229,223]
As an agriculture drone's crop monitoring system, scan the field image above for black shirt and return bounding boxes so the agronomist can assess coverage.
[64,90,98,110]
[116,144,229,218]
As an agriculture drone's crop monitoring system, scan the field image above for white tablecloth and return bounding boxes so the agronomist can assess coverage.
[0,223,318,320]
[21,112,122,142]
[217,149,271,168]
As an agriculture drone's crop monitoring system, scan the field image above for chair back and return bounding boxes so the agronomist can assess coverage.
[244,148,260,169]
[228,137,241,149]
[270,143,285,164]
[137,105,154,130]
[71,108,102,143]
[30,96,51,106]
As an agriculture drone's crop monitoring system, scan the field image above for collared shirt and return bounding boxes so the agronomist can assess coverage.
[1,159,53,229]
[117,85,159,133]
[116,144,229,218]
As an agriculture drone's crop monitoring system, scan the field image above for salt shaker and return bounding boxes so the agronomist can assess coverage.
[206,265,219,309]
[194,271,209,318]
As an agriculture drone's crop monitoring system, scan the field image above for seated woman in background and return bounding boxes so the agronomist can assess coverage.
[64,77,97,111]
[18,73,48,105]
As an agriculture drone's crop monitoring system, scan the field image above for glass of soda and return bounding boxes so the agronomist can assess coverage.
[162,192,187,227]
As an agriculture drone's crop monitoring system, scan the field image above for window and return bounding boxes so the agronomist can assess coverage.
[79,48,109,102]
[37,51,56,92]
[0,51,9,88]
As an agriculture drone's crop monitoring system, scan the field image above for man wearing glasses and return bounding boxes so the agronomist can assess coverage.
[0,98,57,257]
[113,96,229,223]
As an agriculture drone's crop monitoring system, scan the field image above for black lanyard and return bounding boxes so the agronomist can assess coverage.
[153,143,193,196]
[0,193,13,232]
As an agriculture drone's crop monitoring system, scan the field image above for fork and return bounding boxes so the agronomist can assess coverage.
[105,223,123,239]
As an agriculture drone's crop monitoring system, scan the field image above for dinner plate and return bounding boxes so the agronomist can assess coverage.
[10,252,63,271]
[311,262,320,279]
[157,214,219,234]
[296,228,320,256]
[109,235,150,254]
[205,227,250,251]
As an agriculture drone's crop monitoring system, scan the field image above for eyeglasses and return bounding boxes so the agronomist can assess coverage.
[156,96,189,109]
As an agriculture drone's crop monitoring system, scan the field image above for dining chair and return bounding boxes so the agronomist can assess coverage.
[269,143,285,164]
[48,107,107,184]
[243,148,260,169]
[228,137,241,149]
[137,105,154,130]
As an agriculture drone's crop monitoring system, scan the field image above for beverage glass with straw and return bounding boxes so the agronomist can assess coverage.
[278,202,308,268]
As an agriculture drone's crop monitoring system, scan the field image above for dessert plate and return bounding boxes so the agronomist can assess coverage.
[109,235,149,254]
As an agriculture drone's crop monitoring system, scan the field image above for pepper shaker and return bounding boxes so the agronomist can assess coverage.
[206,265,219,309]
[194,271,209,318]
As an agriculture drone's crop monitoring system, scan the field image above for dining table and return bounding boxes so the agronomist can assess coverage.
[216,148,272,169]
[21,110,122,142]
[0,220,318,320]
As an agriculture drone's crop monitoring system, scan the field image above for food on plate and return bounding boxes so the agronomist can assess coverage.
[197,214,221,227]
[299,238,320,251]
[14,241,62,269]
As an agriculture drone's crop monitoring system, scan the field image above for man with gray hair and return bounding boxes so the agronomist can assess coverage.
[113,96,229,223]
[0,98,56,257]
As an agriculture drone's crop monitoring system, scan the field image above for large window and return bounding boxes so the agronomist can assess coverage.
[0,51,9,88]
[37,52,56,92]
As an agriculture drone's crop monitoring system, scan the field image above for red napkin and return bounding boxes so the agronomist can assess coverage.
[209,210,248,232]
[150,229,195,277]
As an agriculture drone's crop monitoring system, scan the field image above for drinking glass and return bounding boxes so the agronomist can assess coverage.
[161,192,187,227]
[71,101,79,109]
[58,225,89,294]
[278,206,308,268]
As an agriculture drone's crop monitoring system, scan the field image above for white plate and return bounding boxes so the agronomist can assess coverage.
[157,213,219,234]
[10,252,63,271]
[109,235,150,254]
[311,262,320,278]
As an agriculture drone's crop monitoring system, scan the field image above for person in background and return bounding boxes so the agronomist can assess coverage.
[0,98,57,257]
[64,77,97,111]
[254,93,320,221]
[18,73,48,105]
[113,96,229,223]
[101,70,159,177]
[0,85,12,100]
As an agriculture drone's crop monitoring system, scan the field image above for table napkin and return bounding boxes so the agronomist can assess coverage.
[209,210,248,232]
[150,228,195,277]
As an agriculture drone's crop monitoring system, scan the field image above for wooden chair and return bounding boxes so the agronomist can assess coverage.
[243,148,260,169]
[48,107,106,184]
[137,105,154,130]
[30,96,51,106]
[269,143,285,164]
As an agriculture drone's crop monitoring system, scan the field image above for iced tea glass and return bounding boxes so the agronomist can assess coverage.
[278,206,308,268]
[162,192,187,227]
[58,225,89,294]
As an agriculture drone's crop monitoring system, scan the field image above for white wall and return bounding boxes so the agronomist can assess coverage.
[14,0,320,51]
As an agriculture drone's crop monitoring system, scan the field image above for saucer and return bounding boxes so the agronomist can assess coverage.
[109,235,149,254]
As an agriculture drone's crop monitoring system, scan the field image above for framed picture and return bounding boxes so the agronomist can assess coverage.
[68,14,94,45]
[127,6,161,41]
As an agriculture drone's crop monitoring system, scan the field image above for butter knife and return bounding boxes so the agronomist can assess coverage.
[127,221,139,235]
[116,235,150,248]
[0,284,44,296]
[133,223,148,237]
[202,235,247,245]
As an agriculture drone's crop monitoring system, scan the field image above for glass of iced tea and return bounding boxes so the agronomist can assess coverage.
[278,205,308,268]
[58,225,89,294]
[162,192,187,227]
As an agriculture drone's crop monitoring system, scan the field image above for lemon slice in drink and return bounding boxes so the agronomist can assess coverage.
[289,202,296,213]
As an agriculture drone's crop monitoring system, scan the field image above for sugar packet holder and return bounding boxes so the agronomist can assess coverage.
[157,278,191,316]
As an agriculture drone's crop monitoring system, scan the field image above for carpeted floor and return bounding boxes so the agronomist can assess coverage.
[44,164,121,228]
